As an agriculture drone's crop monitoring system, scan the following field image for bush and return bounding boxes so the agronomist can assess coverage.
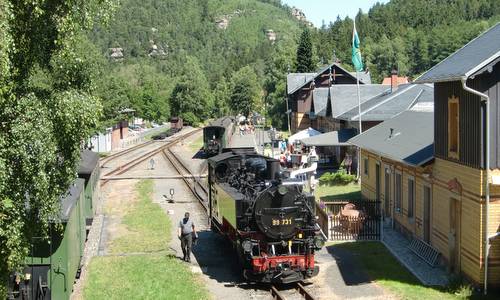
[319,168,356,186]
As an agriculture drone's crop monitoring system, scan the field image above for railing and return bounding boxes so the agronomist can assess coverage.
[318,200,381,241]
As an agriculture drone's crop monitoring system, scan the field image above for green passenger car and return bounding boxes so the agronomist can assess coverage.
[78,150,100,226]
[8,179,86,300]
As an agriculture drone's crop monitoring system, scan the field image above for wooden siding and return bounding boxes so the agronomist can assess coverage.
[316,116,341,132]
[472,62,500,168]
[290,88,313,113]
[434,81,482,168]
[361,151,500,286]
[434,63,499,169]
[360,150,428,240]
[291,112,310,133]
[432,158,500,286]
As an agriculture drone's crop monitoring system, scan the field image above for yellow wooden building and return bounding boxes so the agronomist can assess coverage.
[351,23,500,289]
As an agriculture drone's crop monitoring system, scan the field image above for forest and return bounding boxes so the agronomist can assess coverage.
[89,0,500,128]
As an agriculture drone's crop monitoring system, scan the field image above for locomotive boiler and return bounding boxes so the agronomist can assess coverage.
[208,149,323,284]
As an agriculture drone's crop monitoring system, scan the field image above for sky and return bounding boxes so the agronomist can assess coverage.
[281,0,389,28]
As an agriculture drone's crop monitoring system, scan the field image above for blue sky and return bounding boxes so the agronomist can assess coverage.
[281,0,389,28]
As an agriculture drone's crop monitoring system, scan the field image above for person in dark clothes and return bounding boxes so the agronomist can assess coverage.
[178,212,197,262]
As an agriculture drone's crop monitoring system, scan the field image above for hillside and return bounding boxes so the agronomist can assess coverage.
[313,0,500,83]
[90,0,303,126]
[90,0,500,129]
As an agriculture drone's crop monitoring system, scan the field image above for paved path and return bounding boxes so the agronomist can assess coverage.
[313,246,391,300]
[382,225,449,286]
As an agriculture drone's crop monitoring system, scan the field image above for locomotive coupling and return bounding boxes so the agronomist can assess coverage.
[242,239,253,253]
[313,236,325,250]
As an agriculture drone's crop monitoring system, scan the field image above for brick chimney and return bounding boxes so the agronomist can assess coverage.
[391,69,399,93]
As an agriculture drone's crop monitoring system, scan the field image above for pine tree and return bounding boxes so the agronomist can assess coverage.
[296,28,314,72]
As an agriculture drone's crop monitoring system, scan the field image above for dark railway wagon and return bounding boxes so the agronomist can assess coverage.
[8,180,86,300]
[170,117,183,133]
[203,117,234,156]
[78,149,100,228]
[7,151,101,300]
[208,149,323,283]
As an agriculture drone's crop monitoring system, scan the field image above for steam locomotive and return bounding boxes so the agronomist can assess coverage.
[208,149,323,284]
[203,117,234,156]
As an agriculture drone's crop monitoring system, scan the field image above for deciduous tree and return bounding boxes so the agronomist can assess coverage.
[0,0,114,296]
[230,66,261,117]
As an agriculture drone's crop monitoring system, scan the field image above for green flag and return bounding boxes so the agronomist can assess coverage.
[352,21,364,72]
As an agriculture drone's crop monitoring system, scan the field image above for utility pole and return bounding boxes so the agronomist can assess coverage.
[286,65,291,135]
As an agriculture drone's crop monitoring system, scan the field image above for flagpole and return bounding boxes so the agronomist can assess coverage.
[356,70,362,181]
[353,19,363,181]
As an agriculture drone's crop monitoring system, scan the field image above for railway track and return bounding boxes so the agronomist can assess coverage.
[161,147,208,210]
[270,282,315,300]
[100,140,155,167]
[100,129,201,186]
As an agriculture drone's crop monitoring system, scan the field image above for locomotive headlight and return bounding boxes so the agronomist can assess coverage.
[242,240,252,253]
[313,236,325,250]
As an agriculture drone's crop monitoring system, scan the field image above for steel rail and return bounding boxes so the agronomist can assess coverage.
[296,282,315,300]
[100,140,154,166]
[100,129,201,186]
[161,148,208,211]
[169,148,208,197]
[269,282,316,300]
[270,285,286,300]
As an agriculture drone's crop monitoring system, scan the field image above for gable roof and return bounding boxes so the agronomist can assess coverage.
[287,73,316,94]
[78,150,99,176]
[60,179,85,221]
[337,84,434,121]
[312,88,330,117]
[329,85,389,118]
[350,72,372,84]
[348,104,434,166]
[416,23,500,83]
[287,63,370,95]
[301,128,357,147]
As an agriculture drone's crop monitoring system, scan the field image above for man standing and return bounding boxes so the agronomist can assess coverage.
[178,212,197,262]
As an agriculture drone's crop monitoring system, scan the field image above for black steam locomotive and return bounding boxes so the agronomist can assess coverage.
[203,117,234,156]
[208,149,323,284]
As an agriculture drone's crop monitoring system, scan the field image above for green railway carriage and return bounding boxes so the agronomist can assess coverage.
[77,149,100,226]
[8,179,86,300]
[203,117,235,156]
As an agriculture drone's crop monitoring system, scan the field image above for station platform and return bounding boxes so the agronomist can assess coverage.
[229,129,271,151]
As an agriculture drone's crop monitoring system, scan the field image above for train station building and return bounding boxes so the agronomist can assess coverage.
[350,23,500,288]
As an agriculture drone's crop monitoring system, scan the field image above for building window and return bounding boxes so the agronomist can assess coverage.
[448,96,459,159]
[408,178,415,218]
[364,158,369,176]
[395,172,402,213]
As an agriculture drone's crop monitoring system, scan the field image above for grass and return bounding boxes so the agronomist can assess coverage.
[315,183,362,201]
[188,135,204,152]
[84,255,208,300]
[330,242,498,300]
[109,180,170,253]
[83,180,209,300]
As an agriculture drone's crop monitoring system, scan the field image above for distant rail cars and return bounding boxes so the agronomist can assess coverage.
[170,117,183,133]
[208,149,323,284]
[203,117,234,156]
[152,117,184,140]
[7,150,100,300]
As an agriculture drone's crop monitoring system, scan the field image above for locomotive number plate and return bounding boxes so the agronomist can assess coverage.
[271,218,293,226]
